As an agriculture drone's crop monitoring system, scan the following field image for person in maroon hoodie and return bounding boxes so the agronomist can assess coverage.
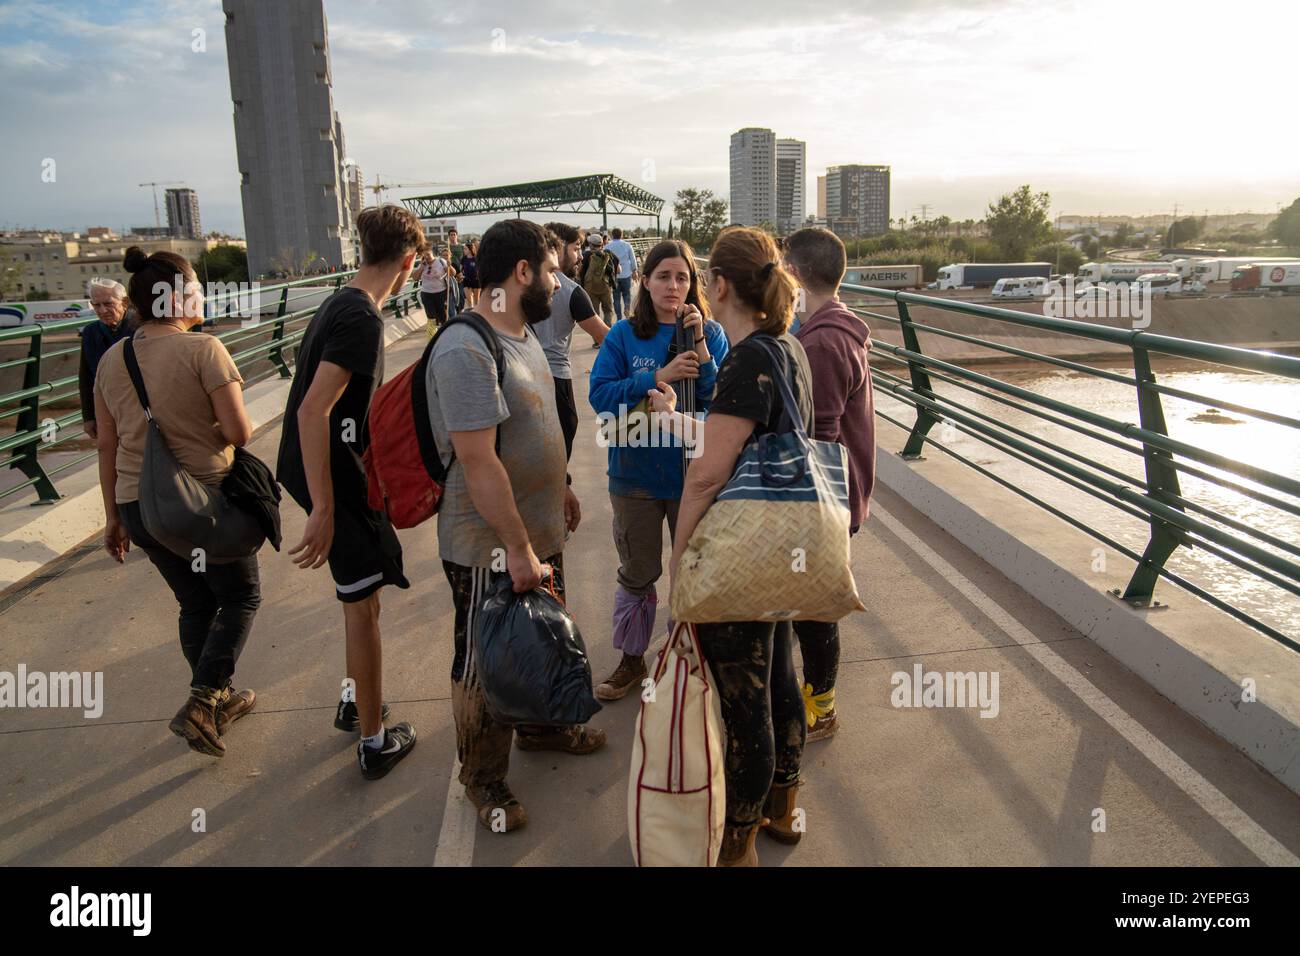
[783,227,876,742]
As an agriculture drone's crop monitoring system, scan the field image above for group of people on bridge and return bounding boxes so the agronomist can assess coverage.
[82,204,876,865]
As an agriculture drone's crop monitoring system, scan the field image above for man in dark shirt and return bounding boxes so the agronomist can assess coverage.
[277,204,425,781]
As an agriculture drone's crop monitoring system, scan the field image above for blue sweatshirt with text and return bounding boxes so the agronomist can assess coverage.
[588,318,729,499]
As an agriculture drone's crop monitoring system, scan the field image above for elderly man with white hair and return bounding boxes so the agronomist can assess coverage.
[78,277,135,440]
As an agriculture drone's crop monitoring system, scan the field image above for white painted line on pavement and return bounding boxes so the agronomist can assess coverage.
[873,504,1300,867]
[433,757,478,867]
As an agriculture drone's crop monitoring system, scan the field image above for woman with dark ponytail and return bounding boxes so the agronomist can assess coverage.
[93,246,261,758]
[649,226,815,865]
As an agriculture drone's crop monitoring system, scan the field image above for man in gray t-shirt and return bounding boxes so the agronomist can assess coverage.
[426,321,567,567]
[422,218,605,833]
[535,223,608,459]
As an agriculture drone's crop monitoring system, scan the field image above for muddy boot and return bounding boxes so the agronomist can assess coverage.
[467,780,527,832]
[514,724,607,754]
[215,686,257,736]
[169,686,226,757]
[717,822,761,867]
[596,653,647,701]
[760,781,802,845]
[804,684,837,742]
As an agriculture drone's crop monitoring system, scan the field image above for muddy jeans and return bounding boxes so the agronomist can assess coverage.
[118,500,260,691]
[697,619,804,827]
[792,620,840,696]
[443,553,565,787]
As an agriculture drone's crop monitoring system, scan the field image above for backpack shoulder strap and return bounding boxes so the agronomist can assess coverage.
[121,335,154,422]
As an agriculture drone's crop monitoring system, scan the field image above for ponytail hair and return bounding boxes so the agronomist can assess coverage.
[707,227,797,335]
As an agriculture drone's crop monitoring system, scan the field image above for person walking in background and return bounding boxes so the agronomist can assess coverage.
[448,228,466,314]
[417,245,451,334]
[783,227,875,742]
[653,227,813,866]
[426,219,603,833]
[460,238,481,308]
[535,221,609,460]
[581,232,618,327]
[588,239,727,701]
[276,205,423,781]
[79,277,135,441]
[94,247,260,758]
[605,228,638,322]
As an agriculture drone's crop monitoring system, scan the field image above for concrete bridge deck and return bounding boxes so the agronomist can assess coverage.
[2,325,1298,867]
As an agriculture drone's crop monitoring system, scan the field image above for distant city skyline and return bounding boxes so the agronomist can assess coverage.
[2,0,1295,238]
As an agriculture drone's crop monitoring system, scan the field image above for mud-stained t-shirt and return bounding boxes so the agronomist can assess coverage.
[425,316,568,567]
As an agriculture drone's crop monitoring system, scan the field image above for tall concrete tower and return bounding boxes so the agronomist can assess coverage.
[776,138,806,234]
[729,128,777,228]
[223,0,351,277]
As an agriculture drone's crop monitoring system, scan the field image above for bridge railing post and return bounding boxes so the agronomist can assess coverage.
[268,284,292,378]
[12,326,60,503]
[897,298,941,460]
[1119,345,1188,605]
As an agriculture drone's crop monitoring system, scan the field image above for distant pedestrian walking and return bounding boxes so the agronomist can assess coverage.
[582,233,618,327]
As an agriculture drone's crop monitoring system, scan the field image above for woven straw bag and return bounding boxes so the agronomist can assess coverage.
[671,335,865,623]
[628,622,725,867]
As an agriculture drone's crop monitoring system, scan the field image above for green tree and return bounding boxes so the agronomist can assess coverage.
[194,244,249,285]
[1269,197,1300,247]
[985,185,1052,260]
[1167,217,1203,246]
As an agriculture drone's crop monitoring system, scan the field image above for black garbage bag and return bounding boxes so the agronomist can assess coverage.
[472,565,602,727]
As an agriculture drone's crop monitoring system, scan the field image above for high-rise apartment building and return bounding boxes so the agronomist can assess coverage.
[775,138,806,234]
[729,128,776,228]
[223,0,353,277]
[165,188,202,239]
[825,164,891,237]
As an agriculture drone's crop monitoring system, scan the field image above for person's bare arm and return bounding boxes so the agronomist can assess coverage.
[668,412,753,584]
[94,390,129,562]
[451,426,542,592]
[288,360,351,570]
[577,315,608,345]
[210,381,252,447]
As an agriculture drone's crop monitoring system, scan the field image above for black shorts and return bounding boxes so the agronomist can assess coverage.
[289,487,410,603]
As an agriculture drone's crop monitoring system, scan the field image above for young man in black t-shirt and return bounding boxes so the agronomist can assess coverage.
[277,205,425,780]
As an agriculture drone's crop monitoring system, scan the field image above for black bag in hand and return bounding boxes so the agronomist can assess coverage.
[472,565,602,726]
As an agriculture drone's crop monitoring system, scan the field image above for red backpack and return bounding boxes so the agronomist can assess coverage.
[363,312,503,528]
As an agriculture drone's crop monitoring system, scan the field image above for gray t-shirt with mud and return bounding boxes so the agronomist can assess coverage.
[426,318,568,568]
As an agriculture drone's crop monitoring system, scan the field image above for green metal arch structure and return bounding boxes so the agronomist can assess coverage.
[401,174,665,228]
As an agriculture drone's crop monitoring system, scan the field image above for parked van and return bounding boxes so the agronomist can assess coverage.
[1134,272,1183,294]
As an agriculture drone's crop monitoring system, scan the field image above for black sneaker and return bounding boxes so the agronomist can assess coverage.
[357,722,417,780]
[334,699,393,733]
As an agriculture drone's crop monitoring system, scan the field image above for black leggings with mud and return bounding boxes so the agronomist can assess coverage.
[697,619,805,827]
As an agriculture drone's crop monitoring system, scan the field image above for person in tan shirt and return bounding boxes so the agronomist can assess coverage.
[94,245,259,759]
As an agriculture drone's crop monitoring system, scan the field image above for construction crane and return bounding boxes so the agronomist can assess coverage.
[367,174,472,206]
[139,181,182,230]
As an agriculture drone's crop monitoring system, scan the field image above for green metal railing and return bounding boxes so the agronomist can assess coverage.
[836,282,1300,651]
[0,271,419,507]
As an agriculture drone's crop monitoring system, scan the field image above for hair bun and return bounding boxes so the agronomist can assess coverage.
[122,245,149,273]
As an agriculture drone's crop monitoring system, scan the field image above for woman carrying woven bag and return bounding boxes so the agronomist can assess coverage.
[648,227,856,865]
[94,246,262,759]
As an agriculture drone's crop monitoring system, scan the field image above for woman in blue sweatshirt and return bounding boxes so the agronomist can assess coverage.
[588,239,729,699]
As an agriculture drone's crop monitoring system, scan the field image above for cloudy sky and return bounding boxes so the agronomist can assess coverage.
[2,0,1296,237]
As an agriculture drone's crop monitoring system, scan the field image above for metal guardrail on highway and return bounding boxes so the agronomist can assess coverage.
[838,281,1300,651]
[0,270,418,507]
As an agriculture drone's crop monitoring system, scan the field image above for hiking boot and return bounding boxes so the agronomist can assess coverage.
[718,822,761,867]
[515,724,607,754]
[334,698,393,733]
[595,653,647,701]
[169,688,226,758]
[807,710,838,742]
[215,686,257,736]
[760,781,802,845]
[357,722,417,780]
[466,780,527,832]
